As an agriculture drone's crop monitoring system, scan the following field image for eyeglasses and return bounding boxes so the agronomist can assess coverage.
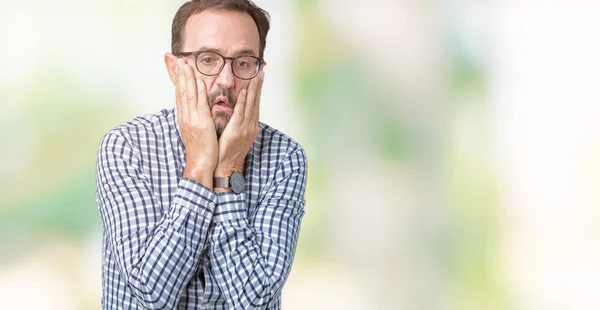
[177,50,264,80]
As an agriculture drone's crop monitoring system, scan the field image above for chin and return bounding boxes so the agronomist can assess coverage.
[213,112,231,138]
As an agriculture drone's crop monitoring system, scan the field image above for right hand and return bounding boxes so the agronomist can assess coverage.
[176,58,218,187]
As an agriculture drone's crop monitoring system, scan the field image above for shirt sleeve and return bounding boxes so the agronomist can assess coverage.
[96,131,216,309]
[208,146,308,309]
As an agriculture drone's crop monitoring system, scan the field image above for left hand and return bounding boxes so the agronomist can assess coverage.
[214,70,264,178]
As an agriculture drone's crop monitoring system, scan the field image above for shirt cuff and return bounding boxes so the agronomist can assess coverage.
[214,192,247,223]
[173,177,217,215]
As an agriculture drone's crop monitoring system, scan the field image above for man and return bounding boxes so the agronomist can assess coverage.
[95,1,307,309]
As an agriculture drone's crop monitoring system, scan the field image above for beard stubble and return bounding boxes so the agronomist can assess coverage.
[208,88,236,139]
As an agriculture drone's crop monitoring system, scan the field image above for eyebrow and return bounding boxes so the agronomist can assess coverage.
[197,47,259,57]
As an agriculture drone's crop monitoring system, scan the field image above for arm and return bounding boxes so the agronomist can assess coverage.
[97,59,217,309]
[96,132,216,309]
[209,146,307,309]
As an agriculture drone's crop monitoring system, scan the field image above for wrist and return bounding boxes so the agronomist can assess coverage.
[183,165,214,189]
[213,170,246,194]
[214,165,243,178]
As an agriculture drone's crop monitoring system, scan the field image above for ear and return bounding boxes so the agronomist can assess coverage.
[260,61,267,71]
[164,53,178,85]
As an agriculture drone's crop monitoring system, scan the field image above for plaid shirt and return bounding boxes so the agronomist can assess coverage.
[96,108,307,309]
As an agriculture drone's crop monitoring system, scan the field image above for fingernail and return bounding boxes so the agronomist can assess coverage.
[177,58,183,67]
[260,71,265,80]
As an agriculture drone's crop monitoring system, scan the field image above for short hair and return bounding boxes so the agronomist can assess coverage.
[171,0,271,58]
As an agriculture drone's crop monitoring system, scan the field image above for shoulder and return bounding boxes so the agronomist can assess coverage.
[256,122,307,170]
[98,109,174,154]
[255,123,308,201]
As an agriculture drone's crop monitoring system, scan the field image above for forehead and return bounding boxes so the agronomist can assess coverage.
[183,10,260,56]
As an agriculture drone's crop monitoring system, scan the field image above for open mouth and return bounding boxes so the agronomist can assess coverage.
[213,95,230,108]
[212,95,233,113]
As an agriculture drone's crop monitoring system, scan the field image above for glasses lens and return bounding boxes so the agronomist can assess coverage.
[232,56,260,79]
[196,52,224,75]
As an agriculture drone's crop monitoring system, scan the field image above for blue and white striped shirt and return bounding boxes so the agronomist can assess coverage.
[96,108,307,309]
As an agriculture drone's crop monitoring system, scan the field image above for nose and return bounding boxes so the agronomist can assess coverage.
[215,60,235,89]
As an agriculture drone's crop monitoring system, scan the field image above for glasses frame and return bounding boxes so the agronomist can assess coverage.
[177,50,264,80]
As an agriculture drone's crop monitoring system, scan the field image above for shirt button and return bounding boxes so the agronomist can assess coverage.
[209,202,215,209]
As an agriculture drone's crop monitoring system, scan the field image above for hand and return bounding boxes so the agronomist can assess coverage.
[176,58,218,187]
[214,71,264,180]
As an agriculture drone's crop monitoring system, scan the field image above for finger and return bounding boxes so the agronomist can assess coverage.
[244,71,263,125]
[176,58,189,116]
[196,78,209,112]
[233,88,247,121]
[251,71,264,124]
[183,64,198,112]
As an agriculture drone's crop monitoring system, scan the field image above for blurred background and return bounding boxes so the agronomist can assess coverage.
[1,0,600,309]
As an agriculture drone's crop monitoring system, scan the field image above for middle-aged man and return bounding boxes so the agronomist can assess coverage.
[95,0,308,309]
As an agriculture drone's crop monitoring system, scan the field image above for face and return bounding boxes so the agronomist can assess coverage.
[166,10,263,136]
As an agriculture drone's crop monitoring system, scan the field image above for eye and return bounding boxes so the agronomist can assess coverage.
[235,60,250,68]
[199,55,218,65]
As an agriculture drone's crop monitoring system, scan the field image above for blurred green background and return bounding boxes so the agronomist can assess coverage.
[2,1,600,309]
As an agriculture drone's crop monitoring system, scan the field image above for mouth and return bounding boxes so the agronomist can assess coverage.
[212,95,233,113]
[213,95,229,107]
